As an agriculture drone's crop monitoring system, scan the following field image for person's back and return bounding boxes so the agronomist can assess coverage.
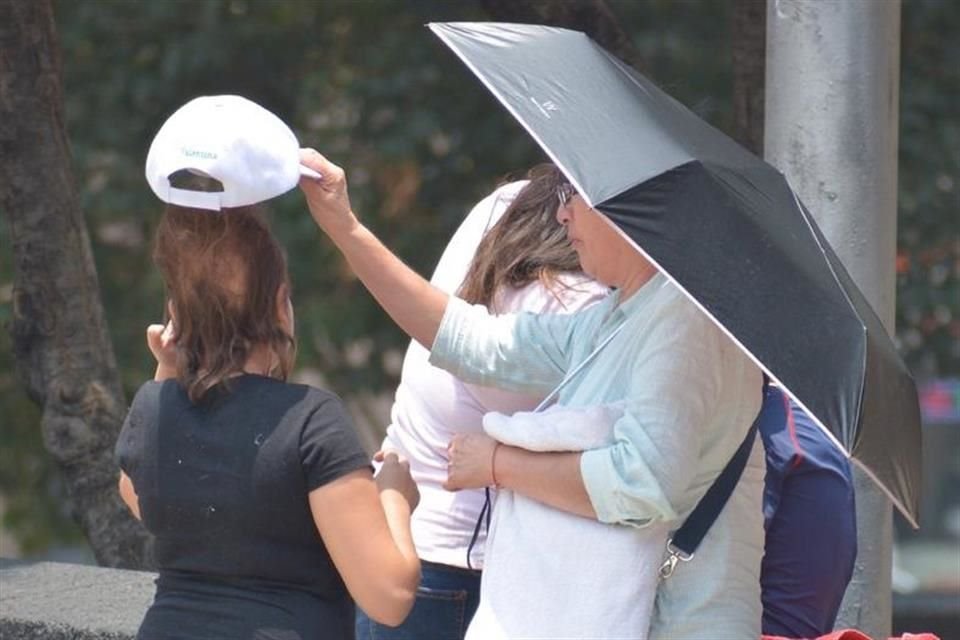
[119,376,367,638]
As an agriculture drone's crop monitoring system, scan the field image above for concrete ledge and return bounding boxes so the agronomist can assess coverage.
[2,558,954,638]
[0,560,154,640]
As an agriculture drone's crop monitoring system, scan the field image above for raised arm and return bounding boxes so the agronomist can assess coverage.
[300,150,596,395]
[299,149,447,348]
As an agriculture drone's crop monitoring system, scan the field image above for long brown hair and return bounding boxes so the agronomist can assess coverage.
[458,163,582,309]
[153,204,296,403]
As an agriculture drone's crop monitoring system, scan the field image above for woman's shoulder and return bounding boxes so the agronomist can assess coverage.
[266,379,352,425]
[287,382,371,488]
[281,379,343,406]
[119,380,179,447]
[624,274,704,322]
[129,378,178,412]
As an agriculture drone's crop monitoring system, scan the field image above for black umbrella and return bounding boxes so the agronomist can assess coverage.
[430,21,921,526]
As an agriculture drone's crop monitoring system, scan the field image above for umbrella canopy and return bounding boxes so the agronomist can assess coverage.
[430,21,921,526]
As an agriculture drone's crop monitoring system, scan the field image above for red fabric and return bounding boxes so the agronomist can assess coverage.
[762,630,940,640]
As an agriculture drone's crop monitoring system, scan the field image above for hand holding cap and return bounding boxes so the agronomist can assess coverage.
[299,148,357,237]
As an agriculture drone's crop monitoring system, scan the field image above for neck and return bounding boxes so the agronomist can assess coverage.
[242,343,275,377]
[617,261,658,301]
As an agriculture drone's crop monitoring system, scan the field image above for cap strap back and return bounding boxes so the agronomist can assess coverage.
[163,186,223,211]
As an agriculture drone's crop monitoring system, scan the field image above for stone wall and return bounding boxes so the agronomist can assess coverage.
[0,559,153,640]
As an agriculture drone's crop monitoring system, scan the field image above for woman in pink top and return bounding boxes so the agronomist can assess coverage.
[355,165,608,640]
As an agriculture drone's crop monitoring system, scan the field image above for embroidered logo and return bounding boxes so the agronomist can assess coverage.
[181,148,217,160]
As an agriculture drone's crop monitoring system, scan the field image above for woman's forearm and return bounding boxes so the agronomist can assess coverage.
[298,150,448,349]
[379,489,419,570]
[326,221,448,349]
[445,434,596,519]
[497,446,597,519]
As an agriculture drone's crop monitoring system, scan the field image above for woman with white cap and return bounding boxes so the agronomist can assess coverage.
[116,96,420,640]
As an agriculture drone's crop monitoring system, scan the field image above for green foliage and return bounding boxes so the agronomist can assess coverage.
[896,0,960,379]
[0,0,955,555]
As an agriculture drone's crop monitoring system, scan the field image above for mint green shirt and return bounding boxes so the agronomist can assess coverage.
[430,273,765,639]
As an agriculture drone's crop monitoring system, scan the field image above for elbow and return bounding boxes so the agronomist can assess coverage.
[117,472,142,520]
[364,583,418,627]
[361,568,420,627]
[369,597,415,628]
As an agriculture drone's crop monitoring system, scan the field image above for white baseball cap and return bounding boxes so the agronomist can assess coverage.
[145,95,321,211]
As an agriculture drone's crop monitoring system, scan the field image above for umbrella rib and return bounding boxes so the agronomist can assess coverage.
[786,188,870,433]
[596,46,652,98]
[428,23,595,208]
[788,191,863,322]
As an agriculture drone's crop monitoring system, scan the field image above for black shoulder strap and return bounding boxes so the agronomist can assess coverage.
[465,486,493,571]
[659,374,770,580]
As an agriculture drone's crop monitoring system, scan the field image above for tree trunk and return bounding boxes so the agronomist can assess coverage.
[0,0,153,568]
[480,0,641,70]
[731,0,766,155]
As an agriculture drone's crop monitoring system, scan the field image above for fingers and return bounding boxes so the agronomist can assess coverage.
[299,148,344,186]
[147,321,176,349]
[443,437,460,491]
[446,435,461,455]
[442,463,459,491]
[146,324,165,347]
[374,449,405,464]
[160,320,176,346]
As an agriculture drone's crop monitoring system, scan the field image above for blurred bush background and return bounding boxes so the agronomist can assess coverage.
[0,0,956,561]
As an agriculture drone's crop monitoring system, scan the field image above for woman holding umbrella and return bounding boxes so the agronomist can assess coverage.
[299,149,766,639]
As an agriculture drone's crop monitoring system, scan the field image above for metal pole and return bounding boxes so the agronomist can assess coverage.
[764,0,901,637]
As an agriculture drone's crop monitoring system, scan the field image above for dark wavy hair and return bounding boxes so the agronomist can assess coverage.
[153,204,296,403]
[457,163,582,310]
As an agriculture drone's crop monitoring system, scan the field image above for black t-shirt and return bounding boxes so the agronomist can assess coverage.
[116,375,371,640]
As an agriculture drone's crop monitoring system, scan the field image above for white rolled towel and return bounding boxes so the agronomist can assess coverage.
[482,401,625,452]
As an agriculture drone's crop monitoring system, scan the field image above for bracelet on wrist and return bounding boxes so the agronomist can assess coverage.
[491,442,503,488]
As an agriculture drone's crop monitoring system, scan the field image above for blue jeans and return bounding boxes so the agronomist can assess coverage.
[355,560,481,640]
